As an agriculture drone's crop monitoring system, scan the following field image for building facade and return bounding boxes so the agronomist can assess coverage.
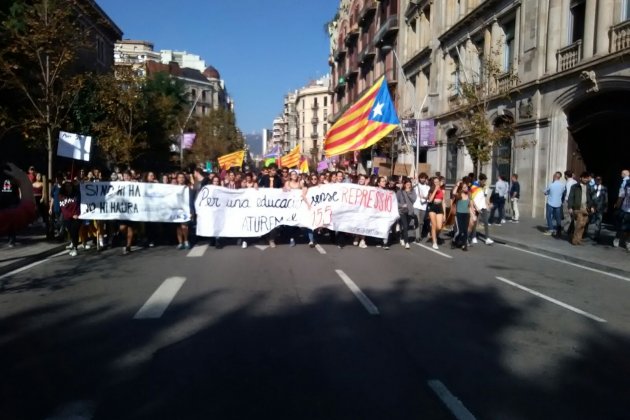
[295,76,333,161]
[397,0,630,217]
[328,0,400,123]
[159,50,207,73]
[114,40,161,76]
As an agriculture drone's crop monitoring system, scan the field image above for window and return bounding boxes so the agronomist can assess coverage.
[625,0,630,21]
[96,36,105,64]
[473,40,484,84]
[191,89,197,98]
[446,133,459,184]
[324,96,328,107]
[323,109,328,119]
[323,123,328,133]
[450,54,461,96]
[502,19,515,72]
[570,0,586,43]
[314,98,318,107]
[202,91,207,101]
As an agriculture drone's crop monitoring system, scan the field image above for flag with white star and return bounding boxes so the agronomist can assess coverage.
[324,76,399,157]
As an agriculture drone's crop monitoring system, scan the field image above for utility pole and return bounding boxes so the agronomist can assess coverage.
[180,89,205,168]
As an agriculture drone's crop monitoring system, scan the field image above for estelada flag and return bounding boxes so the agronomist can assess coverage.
[324,76,399,157]
[217,150,245,170]
[278,145,300,168]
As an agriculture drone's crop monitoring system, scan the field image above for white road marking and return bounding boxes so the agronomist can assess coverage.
[503,244,630,282]
[134,277,187,319]
[0,250,67,280]
[428,380,477,420]
[414,242,453,259]
[255,245,269,251]
[495,276,607,323]
[315,244,327,254]
[186,244,208,257]
[335,269,379,315]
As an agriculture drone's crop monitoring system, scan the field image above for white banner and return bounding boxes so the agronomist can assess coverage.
[195,184,398,239]
[57,131,92,161]
[79,182,191,222]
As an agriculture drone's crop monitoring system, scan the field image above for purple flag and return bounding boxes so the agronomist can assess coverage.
[181,133,196,150]
[317,160,328,172]
[419,120,435,147]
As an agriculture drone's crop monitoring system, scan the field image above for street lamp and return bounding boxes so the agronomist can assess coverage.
[179,88,207,168]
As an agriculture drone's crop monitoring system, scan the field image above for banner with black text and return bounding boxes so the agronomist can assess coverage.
[79,182,191,222]
[195,184,398,239]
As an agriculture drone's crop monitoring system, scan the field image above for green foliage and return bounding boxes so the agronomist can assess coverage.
[187,108,244,166]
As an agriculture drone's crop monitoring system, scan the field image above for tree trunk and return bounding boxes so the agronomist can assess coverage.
[47,124,53,182]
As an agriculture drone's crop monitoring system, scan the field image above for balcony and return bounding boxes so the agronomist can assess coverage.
[311,117,319,124]
[374,15,399,46]
[358,44,376,64]
[344,28,360,47]
[311,132,319,139]
[557,40,582,72]
[359,0,377,26]
[311,103,319,110]
[496,72,518,93]
[611,20,630,53]
[334,48,347,62]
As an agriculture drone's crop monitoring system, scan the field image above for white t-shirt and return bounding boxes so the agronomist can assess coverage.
[564,178,577,202]
[413,183,431,211]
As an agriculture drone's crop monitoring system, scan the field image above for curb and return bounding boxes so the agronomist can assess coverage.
[0,244,68,277]
[485,234,630,278]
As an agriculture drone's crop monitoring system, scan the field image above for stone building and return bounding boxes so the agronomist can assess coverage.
[295,76,333,161]
[114,40,161,76]
[397,0,630,217]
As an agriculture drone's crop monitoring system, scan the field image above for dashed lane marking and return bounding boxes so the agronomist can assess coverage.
[315,244,327,254]
[134,277,187,319]
[428,380,477,420]
[335,269,379,315]
[186,244,208,257]
[414,242,453,259]
[495,276,607,323]
[255,245,269,251]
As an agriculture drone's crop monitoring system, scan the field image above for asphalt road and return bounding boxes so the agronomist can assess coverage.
[1,232,630,420]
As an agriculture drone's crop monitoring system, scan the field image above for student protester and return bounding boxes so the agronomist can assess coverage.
[258,165,283,248]
[589,175,607,242]
[174,172,192,250]
[376,176,391,249]
[284,169,303,247]
[59,180,81,257]
[396,177,417,249]
[302,173,321,248]
[427,176,446,249]
[413,172,430,242]
[118,171,136,255]
[452,181,474,251]
[352,174,369,248]
[470,174,494,245]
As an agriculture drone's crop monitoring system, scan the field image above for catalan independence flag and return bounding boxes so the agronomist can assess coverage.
[278,145,300,168]
[299,157,309,174]
[324,76,399,157]
[217,150,245,170]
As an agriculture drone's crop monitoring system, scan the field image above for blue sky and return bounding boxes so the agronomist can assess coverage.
[98,0,339,135]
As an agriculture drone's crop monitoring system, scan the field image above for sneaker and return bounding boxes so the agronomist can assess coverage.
[471,237,478,245]
[613,238,620,248]
[485,238,494,245]
[184,241,191,250]
[432,243,439,250]
[359,239,367,248]
[98,236,105,248]
[405,243,410,249]
[309,241,315,248]
[376,244,382,248]
[290,238,296,247]
[69,248,78,257]
[77,244,85,250]
[85,243,92,250]
[462,245,468,251]
[501,220,506,224]
[148,242,155,248]
[269,240,276,248]
[177,243,185,250]
[66,243,73,250]
[383,244,390,250]
[353,241,359,246]
[242,241,248,249]
[122,246,130,255]
[543,231,553,236]
[511,220,519,223]
[400,239,405,246]
[494,223,502,226]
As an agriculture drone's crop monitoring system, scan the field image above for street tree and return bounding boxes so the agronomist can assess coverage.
[90,66,147,167]
[455,42,519,177]
[0,0,91,180]
[187,108,244,167]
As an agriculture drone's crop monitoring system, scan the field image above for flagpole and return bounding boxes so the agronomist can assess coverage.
[180,89,205,169]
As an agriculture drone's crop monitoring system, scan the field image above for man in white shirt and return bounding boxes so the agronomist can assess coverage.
[413,172,431,242]
[563,170,577,234]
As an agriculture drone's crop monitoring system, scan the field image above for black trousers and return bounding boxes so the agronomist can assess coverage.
[455,212,470,247]
[64,218,81,248]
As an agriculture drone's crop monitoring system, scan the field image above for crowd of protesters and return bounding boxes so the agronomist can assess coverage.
[2,162,629,256]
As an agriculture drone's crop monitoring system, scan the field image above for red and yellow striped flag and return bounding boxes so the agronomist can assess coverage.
[217,150,245,170]
[278,145,300,168]
[299,157,309,174]
[324,76,399,157]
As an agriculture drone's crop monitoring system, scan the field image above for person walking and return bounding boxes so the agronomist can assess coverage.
[613,169,630,248]
[567,172,595,245]
[427,176,446,249]
[452,182,474,251]
[396,178,417,250]
[544,172,565,237]
[589,176,607,242]
[510,174,520,223]
[469,174,494,245]
[59,181,81,257]
[413,172,430,242]
[489,174,509,225]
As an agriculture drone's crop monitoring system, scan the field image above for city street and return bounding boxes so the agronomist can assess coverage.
[2,235,630,420]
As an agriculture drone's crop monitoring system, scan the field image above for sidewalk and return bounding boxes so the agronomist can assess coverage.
[484,216,630,277]
[0,224,67,277]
